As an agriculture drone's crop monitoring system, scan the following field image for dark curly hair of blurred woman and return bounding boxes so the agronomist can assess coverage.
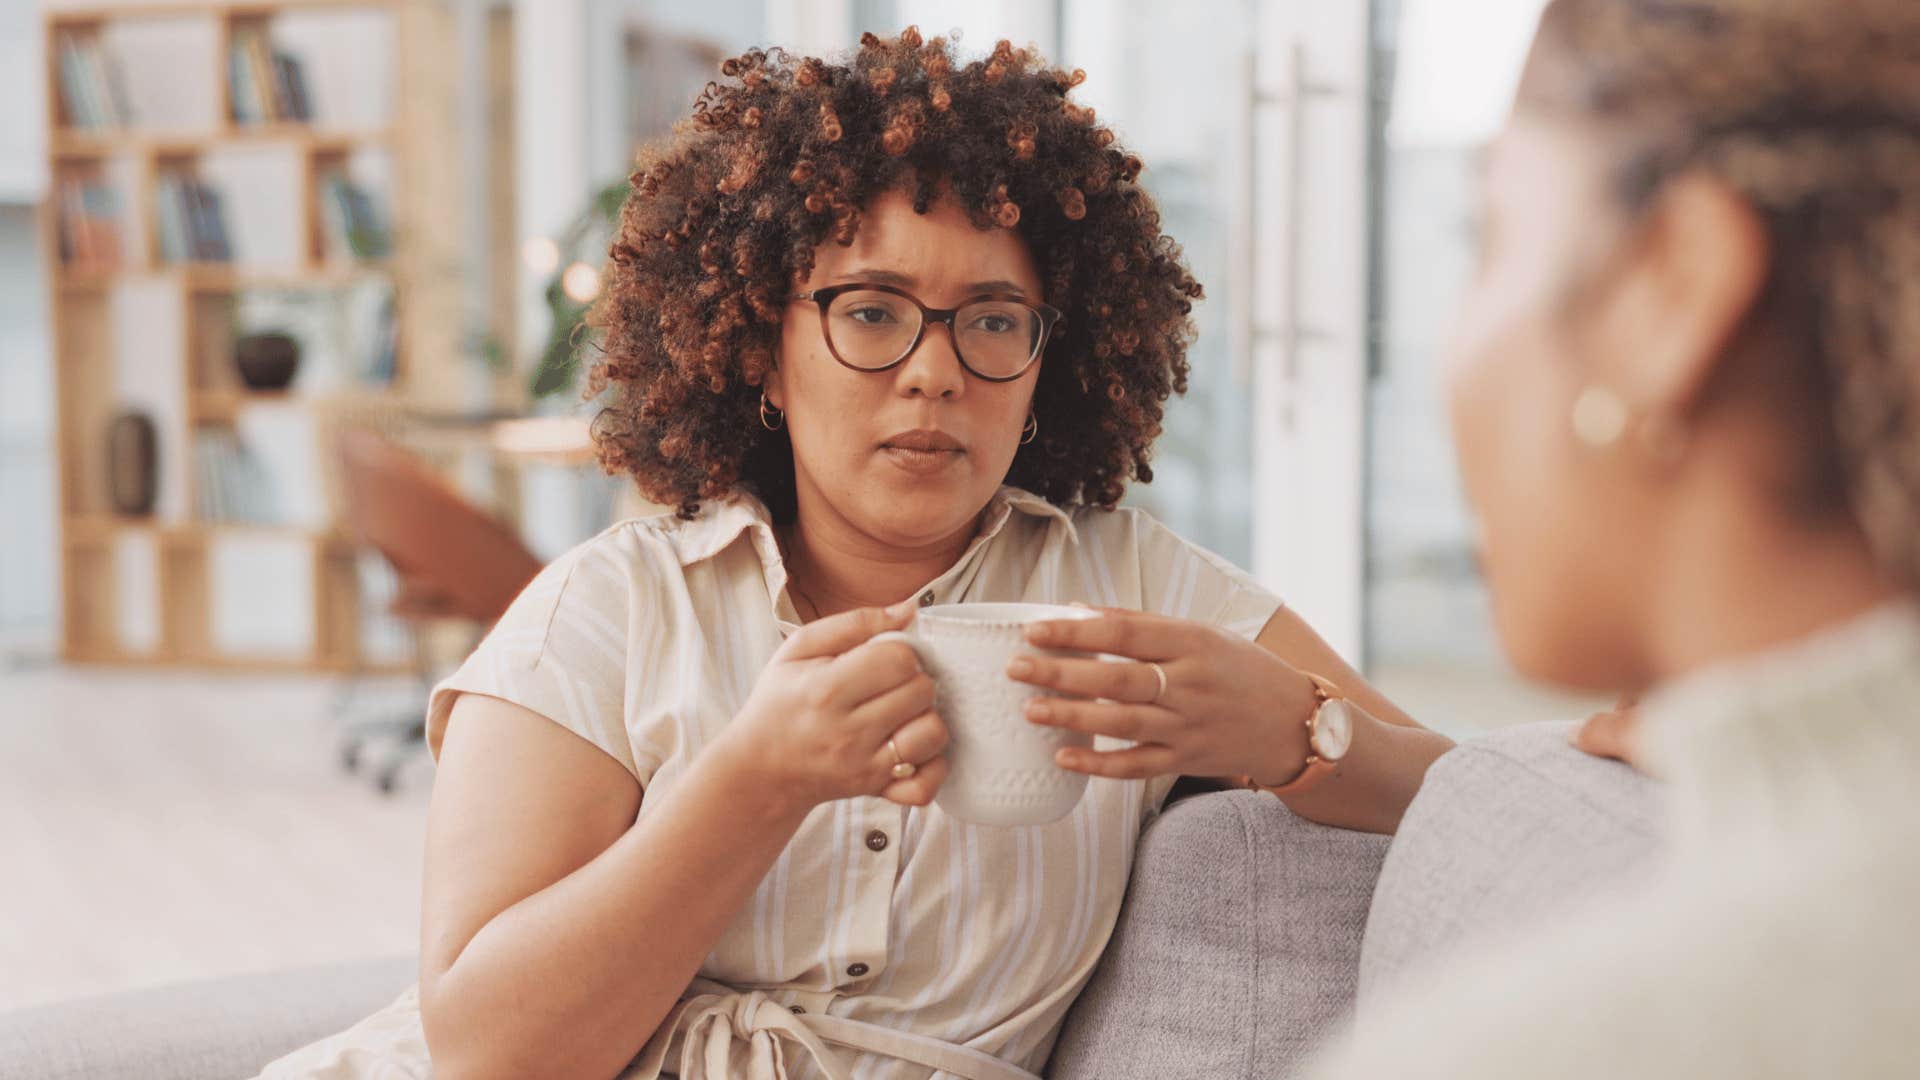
[584,28,1204,520]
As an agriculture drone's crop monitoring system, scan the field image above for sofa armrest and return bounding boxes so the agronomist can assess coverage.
[1048,790,1390,1079]
[0,955,416,1080]
[1359,720,1663,1004]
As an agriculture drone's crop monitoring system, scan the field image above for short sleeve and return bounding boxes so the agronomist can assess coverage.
[425,526,663,787]
[1128,510,1284,641]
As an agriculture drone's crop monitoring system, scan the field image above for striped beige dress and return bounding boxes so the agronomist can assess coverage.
[255,485,1282,1080]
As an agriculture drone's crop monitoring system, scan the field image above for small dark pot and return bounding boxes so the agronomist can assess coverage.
[235,332,302,391]
[107,411,158,516]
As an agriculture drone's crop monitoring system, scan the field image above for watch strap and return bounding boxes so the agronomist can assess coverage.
[1240,671,1344,798]
[1246,753,1336,796]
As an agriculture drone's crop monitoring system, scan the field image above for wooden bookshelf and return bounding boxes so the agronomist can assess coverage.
[52,127,395,157]
[42,0,462,672]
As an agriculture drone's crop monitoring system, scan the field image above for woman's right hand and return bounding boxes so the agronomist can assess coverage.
[1571,694,1653,775]
[715,600,950,814]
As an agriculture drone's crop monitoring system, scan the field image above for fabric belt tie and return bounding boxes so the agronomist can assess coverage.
[624,978,1040,1080]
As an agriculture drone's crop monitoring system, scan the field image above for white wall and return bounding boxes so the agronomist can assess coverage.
[0,204,57,646]
[1,2,55,646]
[0,1,44,204]
[889,0,1054,56]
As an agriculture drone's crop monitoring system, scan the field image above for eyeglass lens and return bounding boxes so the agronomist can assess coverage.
[825,289,1043,378]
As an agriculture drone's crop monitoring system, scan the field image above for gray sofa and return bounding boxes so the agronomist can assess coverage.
[0,721,1660,1079]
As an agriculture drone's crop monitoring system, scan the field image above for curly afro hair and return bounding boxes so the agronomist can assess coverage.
[585,28,1204,521]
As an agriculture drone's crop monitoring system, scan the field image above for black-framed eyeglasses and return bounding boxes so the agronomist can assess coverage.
[789,283,1063,383]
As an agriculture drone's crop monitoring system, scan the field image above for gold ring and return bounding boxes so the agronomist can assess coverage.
[1146,662,1169,705]
[888,737,916,780]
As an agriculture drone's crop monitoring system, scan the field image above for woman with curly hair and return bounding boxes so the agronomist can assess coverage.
[1309,0,1920,1076]
[257,29,1450,1080]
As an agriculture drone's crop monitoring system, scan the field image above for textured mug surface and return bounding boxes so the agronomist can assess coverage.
[874,602,1099,826]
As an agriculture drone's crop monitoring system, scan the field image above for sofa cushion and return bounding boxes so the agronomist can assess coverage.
[1048,790,1390,1079]
[1359,720,1663,1004]
[0,955,416,1080]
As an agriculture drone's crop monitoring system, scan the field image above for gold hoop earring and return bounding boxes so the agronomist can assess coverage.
[759,392,785,432]
[1020,411,1038,445]
[1571,386,1629,449]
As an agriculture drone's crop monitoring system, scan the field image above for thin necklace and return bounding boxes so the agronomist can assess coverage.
[788,576,823,622]
[780,523,823,622]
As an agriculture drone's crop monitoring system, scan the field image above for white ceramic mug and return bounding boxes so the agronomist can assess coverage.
[872,602,1100,826]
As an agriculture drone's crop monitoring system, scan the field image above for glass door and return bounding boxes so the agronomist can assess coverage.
[1061,0,1372,662]
[1056,0,1260,574]
[1365,0,1603,730]
[1246,1,1373,661]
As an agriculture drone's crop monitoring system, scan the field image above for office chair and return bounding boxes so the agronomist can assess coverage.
[332,427,543,794]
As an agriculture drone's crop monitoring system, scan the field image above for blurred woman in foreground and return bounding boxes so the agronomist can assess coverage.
[1313,0,1920,1075]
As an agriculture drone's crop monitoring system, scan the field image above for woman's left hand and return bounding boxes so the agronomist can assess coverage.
[1009,608,1321,785]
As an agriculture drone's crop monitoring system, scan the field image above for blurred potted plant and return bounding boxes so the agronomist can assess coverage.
[529,179,631,399]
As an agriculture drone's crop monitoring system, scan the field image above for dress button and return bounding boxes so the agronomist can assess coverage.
[790,1005,806,1015]
[847,962,870,979]
[865,829,889,852]
[918,591,935,607]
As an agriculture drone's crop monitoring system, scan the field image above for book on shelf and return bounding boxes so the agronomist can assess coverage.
[194,428,280,525]
[271,51,314,123]
[154,172,233,264]
[365,288,398,384]
[55,33,131,131]
[320,173,392,261]
[337,281,399,386]
[188,182,234,262]
[55,38,99,129]
[229,29,313,125]
[153,173,186,263]
[227,30,265,125]
[57,179,124,271]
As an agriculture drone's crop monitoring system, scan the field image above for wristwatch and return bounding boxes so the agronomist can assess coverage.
[1241,671,1355,797]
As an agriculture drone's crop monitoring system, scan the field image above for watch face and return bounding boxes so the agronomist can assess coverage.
[1312,699,1356,761]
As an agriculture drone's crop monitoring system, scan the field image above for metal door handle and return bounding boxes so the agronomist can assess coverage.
[1277,39,1336,425]
[1230,48,1262,386]
[1235,39,1336,429]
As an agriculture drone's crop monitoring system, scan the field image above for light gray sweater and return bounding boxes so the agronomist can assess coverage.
[1309,605,1920,1079]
